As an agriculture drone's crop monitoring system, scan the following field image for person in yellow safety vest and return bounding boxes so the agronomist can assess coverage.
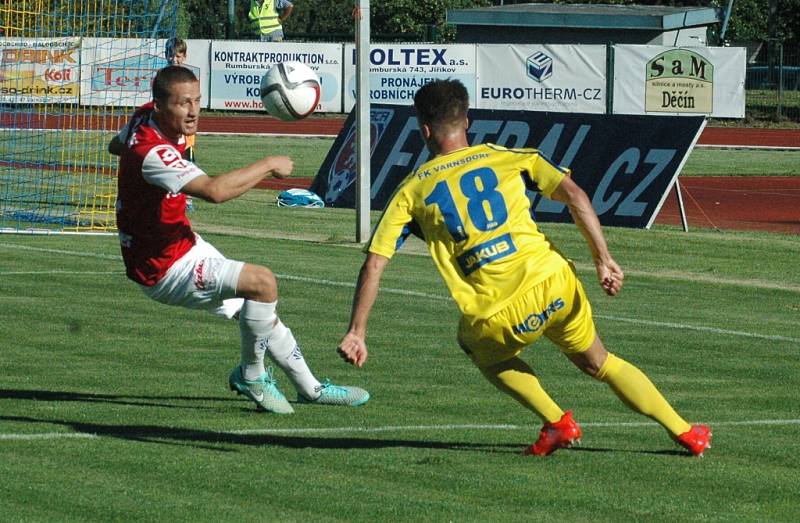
[249,0,294,42]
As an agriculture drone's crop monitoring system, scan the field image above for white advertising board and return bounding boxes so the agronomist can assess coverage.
[476,44,607,113]
[343,43,477,111]
[613,45,746,118]
[209,41,343,112]
[184,39,211,106]
[79,38,207,107]
[0,38,81,104]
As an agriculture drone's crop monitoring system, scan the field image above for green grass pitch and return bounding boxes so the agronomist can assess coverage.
[0,136,799,521]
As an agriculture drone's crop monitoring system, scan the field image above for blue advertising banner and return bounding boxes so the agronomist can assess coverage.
[310,105,705,228]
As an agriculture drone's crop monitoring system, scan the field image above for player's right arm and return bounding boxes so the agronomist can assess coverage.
[108,135,126,156]
[181,155,293,203]
[108,119,133,156]
[338,252,389,368]
[338,182,412,367]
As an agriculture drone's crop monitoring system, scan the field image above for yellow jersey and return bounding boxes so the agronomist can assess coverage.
[367,143,569,319]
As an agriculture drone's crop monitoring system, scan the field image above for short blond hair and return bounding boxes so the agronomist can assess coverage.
[165,37,187,62]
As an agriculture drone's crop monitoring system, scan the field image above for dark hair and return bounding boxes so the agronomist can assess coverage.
[413,79,469,128]
[165,37,187,60]
[152,65,198,103]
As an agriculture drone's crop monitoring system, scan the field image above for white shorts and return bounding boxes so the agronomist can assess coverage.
[140,234,245,319]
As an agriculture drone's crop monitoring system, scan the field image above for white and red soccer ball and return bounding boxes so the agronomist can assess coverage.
[260,61,320,121]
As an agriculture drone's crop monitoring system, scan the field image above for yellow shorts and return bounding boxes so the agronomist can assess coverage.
[457,263,596,368]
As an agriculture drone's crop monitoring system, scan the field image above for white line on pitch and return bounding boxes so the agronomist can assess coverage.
[0,270,122,276]
[276,274,800,344]
[592,314,800,344]
[228,418,800,435]
[1,243,797,343]
[277,273,446,300]
[0,243,122,260]
[229,423,523,435]
[2,418,798,442]
[0,432,98,441]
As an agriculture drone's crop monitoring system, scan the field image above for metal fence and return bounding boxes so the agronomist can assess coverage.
[744,41,800,122]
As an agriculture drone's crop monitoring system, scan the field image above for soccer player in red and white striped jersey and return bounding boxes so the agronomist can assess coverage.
[110,65,369,412]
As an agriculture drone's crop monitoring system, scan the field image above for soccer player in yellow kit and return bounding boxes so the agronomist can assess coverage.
[337,79,712,457]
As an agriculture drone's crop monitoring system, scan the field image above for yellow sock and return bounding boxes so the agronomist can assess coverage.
[597,353,691,436]
[480,357,564,423]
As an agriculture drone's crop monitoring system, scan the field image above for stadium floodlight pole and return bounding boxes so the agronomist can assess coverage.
[227,0,235,39]
[718,0,736,43]
[354,0,371,243]
[150,0,172,39]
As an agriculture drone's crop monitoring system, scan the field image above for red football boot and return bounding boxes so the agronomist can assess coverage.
[524,410,582,456]
[676,424,712,457]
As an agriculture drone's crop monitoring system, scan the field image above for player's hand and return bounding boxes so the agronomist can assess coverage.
[338,332,369,368]
[267,156,293,179]
[595,257,624,296]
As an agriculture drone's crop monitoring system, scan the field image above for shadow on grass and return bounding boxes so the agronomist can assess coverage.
[0,390,693,457]
[569,446,689,457]
[0,413,691,457]
[1,414,525,455]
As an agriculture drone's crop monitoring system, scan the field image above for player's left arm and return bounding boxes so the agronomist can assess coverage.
[550,175,624,296]
[181,155,293,203]
[338,252,389,368]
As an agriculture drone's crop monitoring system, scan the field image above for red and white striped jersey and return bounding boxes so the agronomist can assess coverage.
[115,104,205,286]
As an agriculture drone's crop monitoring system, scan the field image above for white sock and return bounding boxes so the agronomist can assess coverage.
[238,300,277,381]
[266,320,321,399]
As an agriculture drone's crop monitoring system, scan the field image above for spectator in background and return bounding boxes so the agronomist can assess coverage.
[165,37,188,66]
[249,0,293,42]
[164,37,195,212]
[164,38,193,163]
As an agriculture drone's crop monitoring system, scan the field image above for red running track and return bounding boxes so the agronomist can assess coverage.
[199,114,800,150]
[654,177,800,234]
[697,127,800,149]
[201,115,800,149]
[4,111,798,147]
